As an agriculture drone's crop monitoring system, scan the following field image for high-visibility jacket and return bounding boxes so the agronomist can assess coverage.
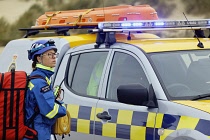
[87,56,106,96]
[24,64,66,140]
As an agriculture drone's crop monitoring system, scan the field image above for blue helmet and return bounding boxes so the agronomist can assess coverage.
[28,39,57,61]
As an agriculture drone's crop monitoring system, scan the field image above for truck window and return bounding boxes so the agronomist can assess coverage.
[150,50,210,99]
[68,51,108,96]
[106,52,149,101]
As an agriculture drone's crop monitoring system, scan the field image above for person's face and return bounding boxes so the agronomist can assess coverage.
[37,49,58,68]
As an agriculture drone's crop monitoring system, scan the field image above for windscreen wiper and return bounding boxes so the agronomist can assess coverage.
[192,93,210,101]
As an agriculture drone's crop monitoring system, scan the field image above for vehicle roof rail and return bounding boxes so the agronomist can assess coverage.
[19,28,40,38]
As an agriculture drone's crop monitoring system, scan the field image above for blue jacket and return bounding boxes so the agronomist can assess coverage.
[25,64,66,139]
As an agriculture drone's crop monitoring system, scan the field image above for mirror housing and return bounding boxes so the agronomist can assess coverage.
[117,84,157,108]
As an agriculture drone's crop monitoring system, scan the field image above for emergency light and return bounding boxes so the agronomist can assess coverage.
[98,19,210,29]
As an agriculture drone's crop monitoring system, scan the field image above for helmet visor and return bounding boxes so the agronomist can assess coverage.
[30,39,55,53]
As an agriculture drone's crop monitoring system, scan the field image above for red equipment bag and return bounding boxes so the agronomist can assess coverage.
[0,70,37,140]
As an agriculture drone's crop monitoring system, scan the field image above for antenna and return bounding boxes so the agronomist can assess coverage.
[102,0,106,21]
[183,12,204,48]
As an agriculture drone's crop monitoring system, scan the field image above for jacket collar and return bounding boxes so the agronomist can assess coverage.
[36,64,54,72]
[34,64,54,78]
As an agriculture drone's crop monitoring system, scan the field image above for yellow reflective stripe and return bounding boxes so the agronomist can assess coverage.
[46,103,59,119]
[28,82,34,90]
[45,77,51,85]
[36,64,54,72]
[53,86,59,96]
[62,104,66,108]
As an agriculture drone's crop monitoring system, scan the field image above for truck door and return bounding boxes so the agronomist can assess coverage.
[53,46,111,140]
[95,46,158,140]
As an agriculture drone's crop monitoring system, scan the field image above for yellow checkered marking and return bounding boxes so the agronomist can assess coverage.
[177,116,199,129]
[77,119,90,134]
[90,107,96,121]
[103,109,149,139]
[67,104,95,134]
[130,126,146,140]
[95,107,104,122]
[102,123,117,138]
[146,112,156,127]
[66,104,210,139]
[68,104,79,118]
[155,113,164,128]
[117,110,133,125]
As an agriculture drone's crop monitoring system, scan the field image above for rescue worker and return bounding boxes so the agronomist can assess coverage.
[87,55,106,96]
[24,39,66,140]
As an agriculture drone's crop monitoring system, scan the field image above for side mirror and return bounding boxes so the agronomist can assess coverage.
[117,84,157,108]
[117,84,148,106]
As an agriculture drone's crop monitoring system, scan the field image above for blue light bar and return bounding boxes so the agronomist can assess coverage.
[98,19,210,29]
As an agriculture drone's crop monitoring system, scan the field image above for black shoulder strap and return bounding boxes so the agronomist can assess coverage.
[28,75,46,81]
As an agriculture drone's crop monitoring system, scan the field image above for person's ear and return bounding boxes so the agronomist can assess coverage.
[37,55,41,63]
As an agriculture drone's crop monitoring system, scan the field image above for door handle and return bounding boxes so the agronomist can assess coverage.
[96,111,111,120]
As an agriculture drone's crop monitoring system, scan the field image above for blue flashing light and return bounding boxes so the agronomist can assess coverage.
[154,22,165,26]
[132,22,143,27]
[121,23,132,27]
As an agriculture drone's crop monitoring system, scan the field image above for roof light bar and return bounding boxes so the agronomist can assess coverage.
[98,19,210,29]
